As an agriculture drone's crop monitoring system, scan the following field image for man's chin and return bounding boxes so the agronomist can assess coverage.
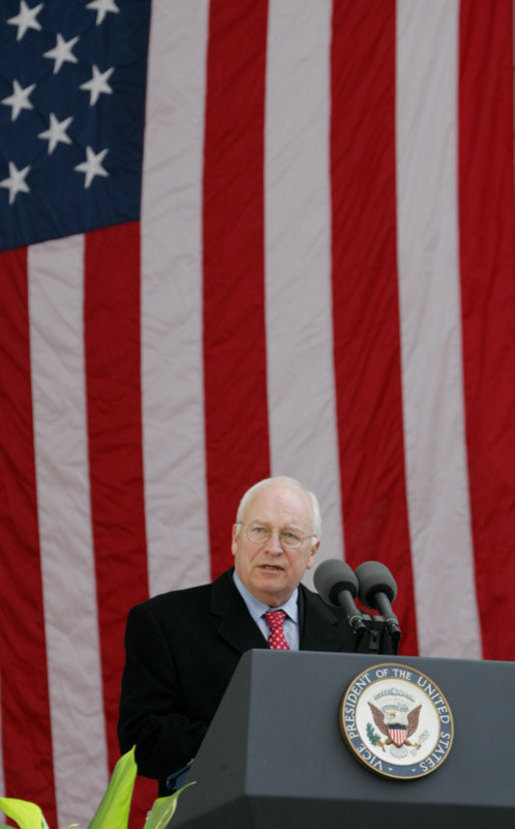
[252,570,290,604]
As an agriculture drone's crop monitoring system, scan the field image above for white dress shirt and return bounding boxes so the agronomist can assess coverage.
[232,570,299,650]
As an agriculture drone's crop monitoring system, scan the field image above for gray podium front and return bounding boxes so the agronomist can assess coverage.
[171,650,515,828]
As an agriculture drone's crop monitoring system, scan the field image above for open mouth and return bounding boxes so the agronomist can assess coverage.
[259,564,283,571]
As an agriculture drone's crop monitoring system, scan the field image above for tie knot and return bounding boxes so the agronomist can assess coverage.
[264,609,289,650]
[264,609,286,628]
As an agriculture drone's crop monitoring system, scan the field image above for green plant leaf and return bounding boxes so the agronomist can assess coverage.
[0,798,50,829]
[143,782,196,829]
[87,747,137,829]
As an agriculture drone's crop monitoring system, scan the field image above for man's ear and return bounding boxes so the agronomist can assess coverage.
[306,539,320,570]
[231,523,240,557]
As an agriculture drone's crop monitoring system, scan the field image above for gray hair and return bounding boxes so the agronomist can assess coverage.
[235,475,322,541]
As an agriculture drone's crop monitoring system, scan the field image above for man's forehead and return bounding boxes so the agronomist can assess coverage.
[243,483,311,520]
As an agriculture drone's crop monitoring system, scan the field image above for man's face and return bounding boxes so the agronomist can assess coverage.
[231,481,320,606]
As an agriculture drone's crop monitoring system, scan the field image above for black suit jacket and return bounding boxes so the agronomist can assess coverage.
[117,568,355,793]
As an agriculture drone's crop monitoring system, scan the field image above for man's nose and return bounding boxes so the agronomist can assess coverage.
[266,529,283,553]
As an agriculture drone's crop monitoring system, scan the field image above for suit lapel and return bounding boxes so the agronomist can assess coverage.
[299,584,347,651]
[209,571,351,654]
[210,569,268,654]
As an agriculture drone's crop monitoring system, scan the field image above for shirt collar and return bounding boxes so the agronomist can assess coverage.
[232,570,299,624]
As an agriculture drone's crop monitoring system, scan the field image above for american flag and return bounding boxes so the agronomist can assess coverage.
[388,725,408,748]
[0,0,513,827]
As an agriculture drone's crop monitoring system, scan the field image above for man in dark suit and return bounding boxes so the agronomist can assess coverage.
[117,476,356,794]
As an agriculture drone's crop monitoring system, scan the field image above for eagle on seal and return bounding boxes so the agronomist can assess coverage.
[368,701,422,751]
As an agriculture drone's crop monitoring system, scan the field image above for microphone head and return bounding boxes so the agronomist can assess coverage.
[314,558,359,606]
[355,560,397,609]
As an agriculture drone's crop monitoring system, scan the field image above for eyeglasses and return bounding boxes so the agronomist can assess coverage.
[237,522,315,551]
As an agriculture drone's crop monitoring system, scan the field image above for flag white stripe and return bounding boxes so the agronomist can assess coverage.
[395,0,481,657]
[141,0,211,596]
[28,237,109,827]
[265,0,344,583]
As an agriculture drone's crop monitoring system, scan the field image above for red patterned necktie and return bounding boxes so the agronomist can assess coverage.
[264,609,290,651]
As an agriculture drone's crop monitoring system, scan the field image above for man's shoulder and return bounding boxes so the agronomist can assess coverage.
[299,582,355,651]
[299,582,334,610]
[299,582,354,627]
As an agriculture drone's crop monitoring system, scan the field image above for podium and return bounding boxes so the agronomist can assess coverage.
[172,650,515,828]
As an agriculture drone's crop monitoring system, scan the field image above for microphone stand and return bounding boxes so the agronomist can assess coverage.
[355,614,400,655]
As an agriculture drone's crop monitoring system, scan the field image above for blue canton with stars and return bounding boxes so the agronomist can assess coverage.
[0,0,151,251]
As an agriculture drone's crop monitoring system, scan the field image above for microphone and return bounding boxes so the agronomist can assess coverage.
[355,560,401,639]
[314,559,367,636]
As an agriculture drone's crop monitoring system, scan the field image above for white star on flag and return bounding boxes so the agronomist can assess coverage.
[86,0,120,26]
[7,1,43,41]
[1,79,35,121]
[74,146,108,188]
[0,161,31,204]
[38,113,74,154]
[43,33,80,74]
[80,66,114,106]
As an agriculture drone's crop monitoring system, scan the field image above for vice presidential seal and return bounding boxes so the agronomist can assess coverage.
[340,663,454,779]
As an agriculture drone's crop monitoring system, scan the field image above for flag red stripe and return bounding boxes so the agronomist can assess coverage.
[458,0,515,659]
[202,0,271,577]
[84,223,150,770]
[330,0,418,654]
[0,249,57,824]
